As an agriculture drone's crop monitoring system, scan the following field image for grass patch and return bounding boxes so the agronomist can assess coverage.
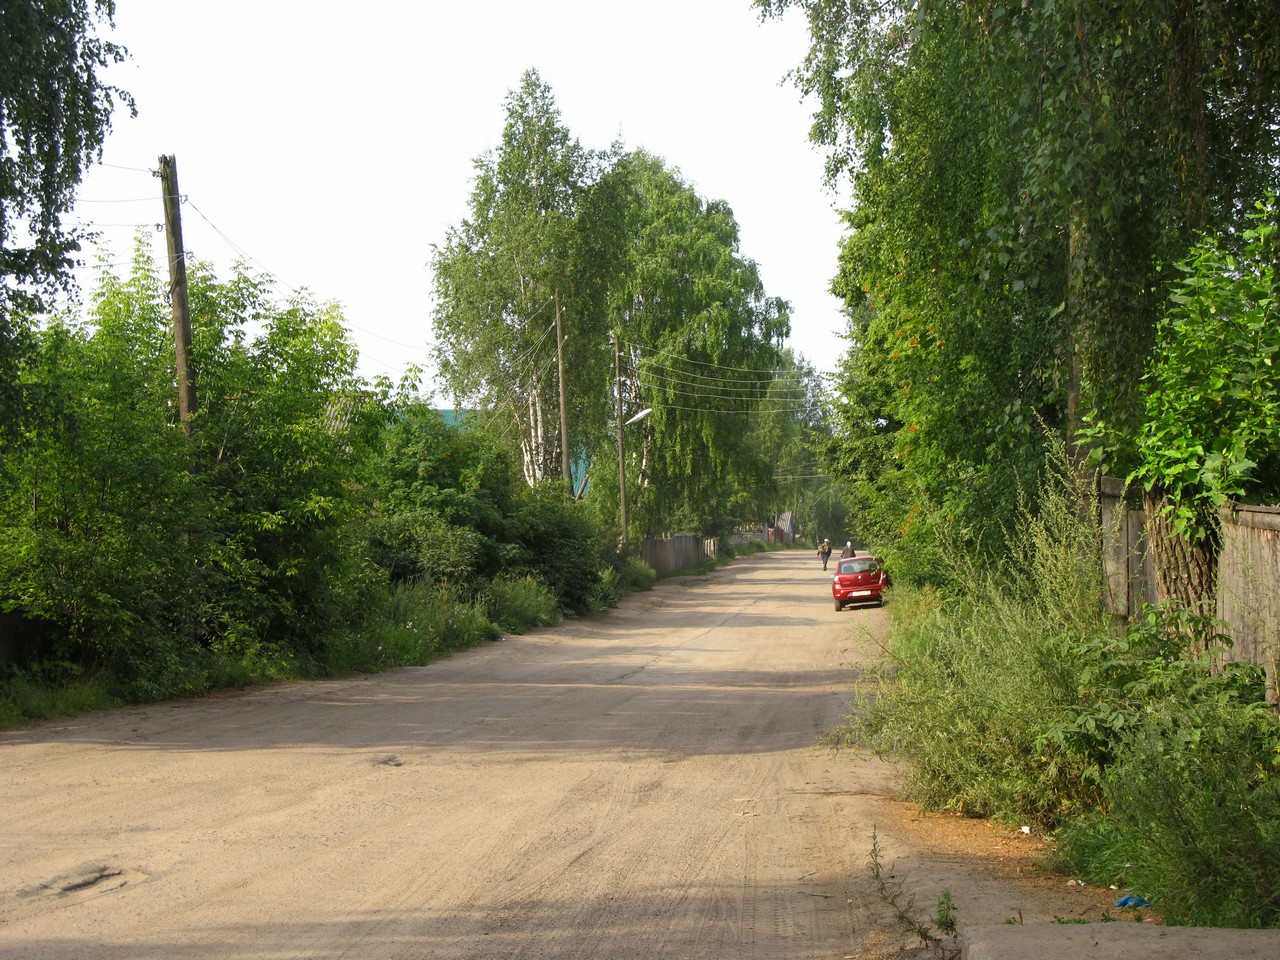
[327,580,500,675]
[0,669,121,727]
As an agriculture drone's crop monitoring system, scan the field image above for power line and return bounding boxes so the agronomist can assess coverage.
[99,161,155,174]
[623,338,803,376]
[638,361,809,389]
[77,196,157,204]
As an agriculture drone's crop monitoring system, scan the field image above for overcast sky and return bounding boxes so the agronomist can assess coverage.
[69,0,849,393]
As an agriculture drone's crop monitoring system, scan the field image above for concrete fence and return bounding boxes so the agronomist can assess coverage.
[638,535,719,578]
[1100,477,1280,704]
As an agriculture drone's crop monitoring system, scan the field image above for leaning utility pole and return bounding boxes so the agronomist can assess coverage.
[158,154,196,434]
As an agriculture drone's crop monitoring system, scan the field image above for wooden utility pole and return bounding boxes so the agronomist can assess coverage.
[159,155,196,434]
[615,333,629,543]
[555,289,572,495]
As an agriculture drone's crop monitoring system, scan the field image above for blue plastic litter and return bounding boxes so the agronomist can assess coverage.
[1114,894,1153,908]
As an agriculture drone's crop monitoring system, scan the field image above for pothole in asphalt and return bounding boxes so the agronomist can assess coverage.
[375,755,404,766]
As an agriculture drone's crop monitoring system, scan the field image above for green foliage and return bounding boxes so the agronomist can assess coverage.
[0,662,120,727]
[934,889,959,939]
[601,150,791,540]
[741,350,837,543]
[1130,198,1280,541]
[1057,696,1280,928]
[431,68,611,486]
[615,555,658,592]
[867,828,957,949]
[366,404,606,615]
[504,482,604,613]
[328,580,500,675]
[0,248,380,693]
[433,74,804,544]
[829,455,1117,827]
[1034,603,1246,798]
[0,254,200,667]
[589,555,657,610]
[1,0,133,431]
[483,575,560,635]
[834,436,1280,921]
[761,0,1280,585]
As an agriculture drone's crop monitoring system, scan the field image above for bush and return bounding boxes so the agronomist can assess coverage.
[589,555,657,610]
[505,483,604,613]
[1057,694,1280,927]
[483,575,560,634]
[616,555,657,592]
[831,456,1113,827]
[327,580,499,674]
[0,664,121,728]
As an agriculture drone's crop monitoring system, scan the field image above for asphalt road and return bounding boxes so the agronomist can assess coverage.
[2,551,914,959]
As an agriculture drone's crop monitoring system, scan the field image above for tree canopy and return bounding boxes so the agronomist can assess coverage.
[434,75,807,541]
[1,0,133,431]
[759,0,1280,573]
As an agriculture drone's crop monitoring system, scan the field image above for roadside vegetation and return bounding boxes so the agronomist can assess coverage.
[832,446,1280,927]
[757,0,1280,930]
[1,23,826,728]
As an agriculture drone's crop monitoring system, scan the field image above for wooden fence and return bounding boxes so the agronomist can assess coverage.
[638,535,719,578]
[1099,477,1280,704]
[1218,503,1280,705]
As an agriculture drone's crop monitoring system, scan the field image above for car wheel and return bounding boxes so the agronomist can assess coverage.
[833,599,843,612]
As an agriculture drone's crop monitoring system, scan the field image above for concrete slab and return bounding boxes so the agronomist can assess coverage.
[962,923,1280,960]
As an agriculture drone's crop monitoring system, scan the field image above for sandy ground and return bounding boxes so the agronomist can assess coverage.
[1,551,1136,959]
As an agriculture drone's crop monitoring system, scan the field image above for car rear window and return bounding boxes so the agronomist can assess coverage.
[840,559,879,574]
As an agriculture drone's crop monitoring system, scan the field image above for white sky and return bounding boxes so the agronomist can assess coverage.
[69,0,850,394]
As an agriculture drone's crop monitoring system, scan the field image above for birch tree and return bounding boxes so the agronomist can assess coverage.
[431,69,608,486]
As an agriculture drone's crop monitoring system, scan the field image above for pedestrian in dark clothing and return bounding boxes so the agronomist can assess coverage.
[840,541,854,559]
[818,538,832,571]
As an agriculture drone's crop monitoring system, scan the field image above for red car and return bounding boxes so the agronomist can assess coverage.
[831,555,889,610]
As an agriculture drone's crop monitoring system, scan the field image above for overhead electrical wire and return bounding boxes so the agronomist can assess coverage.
[72,173,827,425]
[622,338,812,377]
[76,166,436,363]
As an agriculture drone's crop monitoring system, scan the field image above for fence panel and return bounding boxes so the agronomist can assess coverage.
[1101,477,1279,705]
[639,535,716,577]
[1217,505,1280,705]
[1099,478,1156,618]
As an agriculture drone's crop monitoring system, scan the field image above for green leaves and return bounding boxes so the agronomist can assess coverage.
[0,250,380,676]
[1131,197,1280,541]
[431,69,608,487]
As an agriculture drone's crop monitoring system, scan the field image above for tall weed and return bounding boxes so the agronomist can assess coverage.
[833,455,1113,826]
[483,575,560,634]
[328,580,499,674]
[1053,657,1279,927]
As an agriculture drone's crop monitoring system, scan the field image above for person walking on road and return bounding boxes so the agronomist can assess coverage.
[817,538,832,571]
[840,541,854,559]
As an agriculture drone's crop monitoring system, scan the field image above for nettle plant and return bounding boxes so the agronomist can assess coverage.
[1132,196,1280,540]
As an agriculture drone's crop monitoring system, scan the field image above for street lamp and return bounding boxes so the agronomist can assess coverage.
[618,406,651,546]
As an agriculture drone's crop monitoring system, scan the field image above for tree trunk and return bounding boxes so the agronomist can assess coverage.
[1144,491,1218,616]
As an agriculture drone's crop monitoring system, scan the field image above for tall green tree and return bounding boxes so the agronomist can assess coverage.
[760,0,1280,576]
[0,243,194,671]
[1,0,133,433]
[602,151,791,538]
[742,350,834,540]
[431,69,610,488]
